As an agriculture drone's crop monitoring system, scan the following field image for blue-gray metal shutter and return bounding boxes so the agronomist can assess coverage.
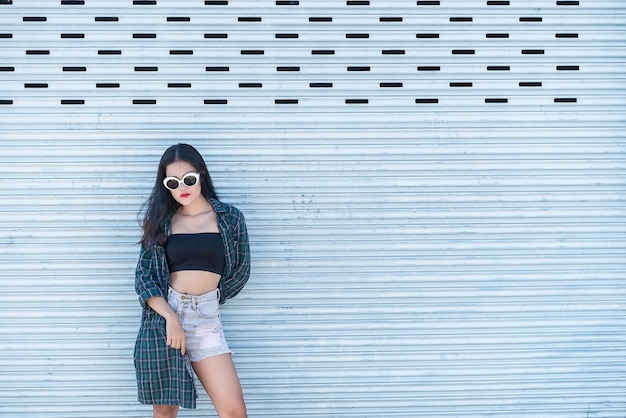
[0,1,625,417]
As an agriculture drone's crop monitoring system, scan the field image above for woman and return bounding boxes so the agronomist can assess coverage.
[134,143,250,418]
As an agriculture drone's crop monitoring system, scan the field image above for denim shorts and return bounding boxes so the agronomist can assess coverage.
[167,287,232,362]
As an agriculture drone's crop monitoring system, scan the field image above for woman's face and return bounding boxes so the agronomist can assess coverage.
[164,160,202,207]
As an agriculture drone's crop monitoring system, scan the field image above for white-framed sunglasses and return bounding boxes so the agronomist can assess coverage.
[162,172,200,191]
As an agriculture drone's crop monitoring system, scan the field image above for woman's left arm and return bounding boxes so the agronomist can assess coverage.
[220,209,251,303]
[232,211,251,284]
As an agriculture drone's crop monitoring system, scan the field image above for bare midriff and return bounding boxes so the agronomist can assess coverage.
[170,270,221,295]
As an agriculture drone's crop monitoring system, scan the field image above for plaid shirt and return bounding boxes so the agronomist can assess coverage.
[134,199,250,409]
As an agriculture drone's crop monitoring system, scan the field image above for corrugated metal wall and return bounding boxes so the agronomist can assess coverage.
[0,1,625,417]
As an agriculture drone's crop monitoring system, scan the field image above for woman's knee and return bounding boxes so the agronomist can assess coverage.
[218,404,247,418]
[153,404,179,418]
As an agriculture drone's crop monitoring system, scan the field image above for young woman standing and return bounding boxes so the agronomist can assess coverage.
[134,143,250,418]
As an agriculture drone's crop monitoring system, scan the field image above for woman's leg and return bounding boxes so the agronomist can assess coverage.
[153,404,179,418]
[192,353,247,418]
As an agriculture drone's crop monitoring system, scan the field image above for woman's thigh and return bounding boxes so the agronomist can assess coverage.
[192,354,247,418]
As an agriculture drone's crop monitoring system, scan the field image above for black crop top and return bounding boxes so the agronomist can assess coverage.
[165,233,225,275]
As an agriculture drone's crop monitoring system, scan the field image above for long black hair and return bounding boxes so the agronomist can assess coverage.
[139,143,219,247]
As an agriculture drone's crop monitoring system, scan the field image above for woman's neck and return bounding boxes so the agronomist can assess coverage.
[177,196,213,217]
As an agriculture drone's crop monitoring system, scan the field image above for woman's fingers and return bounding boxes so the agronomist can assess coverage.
[167,335,186,354]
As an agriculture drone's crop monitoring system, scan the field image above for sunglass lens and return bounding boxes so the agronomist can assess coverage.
[183,175,198,187]
[165,179,180,190]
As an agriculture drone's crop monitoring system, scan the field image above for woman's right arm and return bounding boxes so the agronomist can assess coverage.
[135,244,185,354]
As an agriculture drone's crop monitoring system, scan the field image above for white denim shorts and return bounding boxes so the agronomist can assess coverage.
[167,287,232,362]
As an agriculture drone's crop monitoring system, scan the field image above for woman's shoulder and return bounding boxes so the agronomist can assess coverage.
[210,198,244,217]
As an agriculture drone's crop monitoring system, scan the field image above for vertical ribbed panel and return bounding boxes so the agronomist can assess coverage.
[0,1,625,417]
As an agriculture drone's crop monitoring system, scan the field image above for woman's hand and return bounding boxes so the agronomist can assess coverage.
[146,296,187,355]
[165,315,186,355]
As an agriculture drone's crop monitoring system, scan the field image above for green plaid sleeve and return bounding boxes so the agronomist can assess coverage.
[216,202,251,304]
[135,244,167,308]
